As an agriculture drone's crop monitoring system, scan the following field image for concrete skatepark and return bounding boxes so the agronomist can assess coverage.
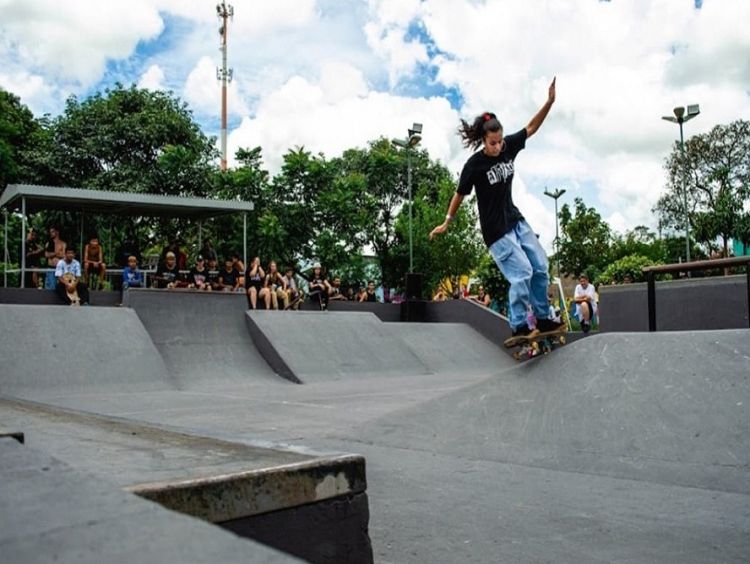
[1,290,749,563]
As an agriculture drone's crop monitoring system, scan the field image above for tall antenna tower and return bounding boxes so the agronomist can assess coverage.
[216,2,234,172]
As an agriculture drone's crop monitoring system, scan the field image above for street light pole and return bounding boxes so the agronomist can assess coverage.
[391,123,422,273]
[662,104,699,263]
[543,187,566,279]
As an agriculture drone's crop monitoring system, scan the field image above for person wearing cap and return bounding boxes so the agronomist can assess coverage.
[188,255,211,291]
[573,273,597,333]
[307,264,331,310]
[429,78,565,342]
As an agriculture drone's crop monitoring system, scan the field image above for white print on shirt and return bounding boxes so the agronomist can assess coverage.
[486,161,514,185]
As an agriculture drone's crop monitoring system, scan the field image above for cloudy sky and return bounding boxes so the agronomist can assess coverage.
[1,0,748,251]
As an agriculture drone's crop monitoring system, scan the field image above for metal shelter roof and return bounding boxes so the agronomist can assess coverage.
[0,184,254,219]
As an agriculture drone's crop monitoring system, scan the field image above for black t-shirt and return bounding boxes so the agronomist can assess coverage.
[189,267,208,287]
[156,264,180,288]
[206,268,221,287]
[457,128,527,246]
[219,268,239,287]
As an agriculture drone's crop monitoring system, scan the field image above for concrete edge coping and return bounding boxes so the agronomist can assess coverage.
[0,427,24,443]
[126,453,367,523]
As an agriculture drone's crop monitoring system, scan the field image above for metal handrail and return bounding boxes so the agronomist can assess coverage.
[642,256,750,331]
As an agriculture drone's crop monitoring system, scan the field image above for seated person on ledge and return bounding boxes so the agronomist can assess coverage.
[245,257,265,309]
[284,267,301,309]
[122,255,144,291]
[358,280,379,303]
[154,252,185,289]
[206,257,222,291]
[329,276,348,301]
[308,264,331,310]
[83,236,107,289]
[188,255,211,291]
[55,247,89,305]
[573,273,597,333]
[261,260,288,309]
[217,258,241,292]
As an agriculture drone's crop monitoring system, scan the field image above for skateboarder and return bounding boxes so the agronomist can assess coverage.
[430,77,565,341]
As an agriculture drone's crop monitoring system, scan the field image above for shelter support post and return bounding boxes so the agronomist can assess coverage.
[20,196,26,288]
[647,271,656,332]
[80,210,84,258]
[243,213,247,268]
[3,209,8,288]
[198,220,203,251]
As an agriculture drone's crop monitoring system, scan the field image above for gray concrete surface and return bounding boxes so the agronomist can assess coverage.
[0,436,301,564]
[0,304,176,399]
[2,296,749,563]
[124,289,281,389]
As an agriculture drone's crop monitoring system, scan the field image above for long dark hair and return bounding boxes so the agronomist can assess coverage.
[458,112,503,150]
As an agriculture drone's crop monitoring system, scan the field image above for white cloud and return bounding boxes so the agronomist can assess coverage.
[0,0,163,86]
[228,64,459,175]
[137,64,165,91]
[183,55,249,117]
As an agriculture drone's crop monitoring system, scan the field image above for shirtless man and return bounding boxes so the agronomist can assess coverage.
[83,236,107,289]
[44,226,66,290]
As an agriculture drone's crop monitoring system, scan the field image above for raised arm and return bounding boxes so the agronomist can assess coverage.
[525,77,556,139]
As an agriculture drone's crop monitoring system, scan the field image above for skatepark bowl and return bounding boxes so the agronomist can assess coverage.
[1,289,748,563]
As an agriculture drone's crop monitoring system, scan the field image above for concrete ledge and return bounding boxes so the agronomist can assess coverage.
[0,287,120,306]
[127,454,367,522]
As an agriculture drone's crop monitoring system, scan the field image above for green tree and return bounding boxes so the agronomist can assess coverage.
[0,88,53,188]
[46,84,217,196]
[393,165,484,295]
[655,119,750,256]
[558,197,612,279]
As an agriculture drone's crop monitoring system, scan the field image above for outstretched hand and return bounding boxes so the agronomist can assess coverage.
[429,222,448,241]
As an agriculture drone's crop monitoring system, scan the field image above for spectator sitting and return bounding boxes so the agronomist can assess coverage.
[283,267,301,309]
[261,260,288,309]
[359,280,379,303]
[245,256,265,309]
[232,254,246,288]
[547,292,561,323]
[161,239,187,270]
[25,228,44,288]
[356,286,367,302]
[122,255,144,292]
[573,273,597,333]
[154,252,184,289]
[44,225,66,290]
[188,255,211,291]
[206,257,222,291]
[345,287,356,301]
[433,288,448,301]
[329,277,348,301]
[83,235,107,289]
[469,285,491,307]
[308,264,331,310]
[217,258,241,292]
[55,247,89,305]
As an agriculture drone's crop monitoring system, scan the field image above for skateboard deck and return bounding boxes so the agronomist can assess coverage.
[504,327,567,361]
[284,294,303,310]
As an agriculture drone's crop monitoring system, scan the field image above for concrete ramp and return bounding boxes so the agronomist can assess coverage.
[389,322,515,375]
[125,290,280,389]
[246,311,432,383]
[356,329,750,493]
[0,304,175,399]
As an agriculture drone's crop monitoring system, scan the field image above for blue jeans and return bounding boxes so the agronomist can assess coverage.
[488,220,550,330]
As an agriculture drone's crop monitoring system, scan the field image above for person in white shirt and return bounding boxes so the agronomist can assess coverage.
[55,247,90,305]
[573,273,596,333]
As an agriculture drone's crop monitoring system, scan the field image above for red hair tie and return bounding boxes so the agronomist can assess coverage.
[483,113,492,121]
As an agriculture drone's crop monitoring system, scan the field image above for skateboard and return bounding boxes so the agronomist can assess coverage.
[504,327,567,361]
[284,293,304,310]
[62,272,81,306]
